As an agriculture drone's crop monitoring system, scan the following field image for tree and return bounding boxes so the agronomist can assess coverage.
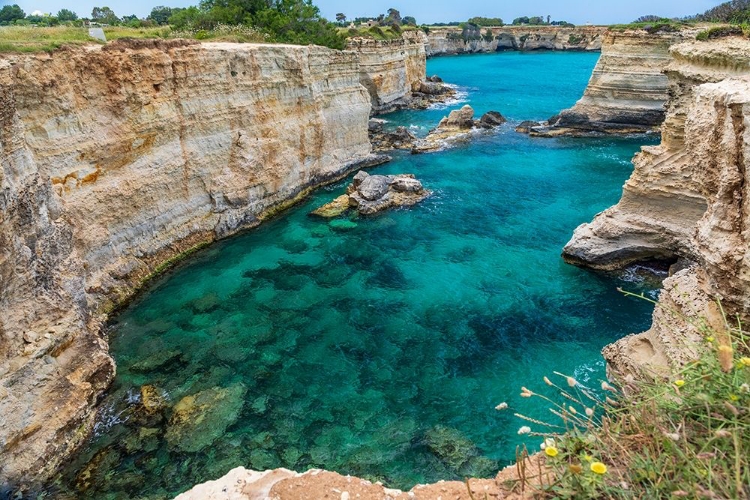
[149,6,172,25]
[57,8,78,21]
[335,12,346,23]
[512,16,529,25]
[0,4,25,24]
[91,6,118,24]
[467,16,503,26]
[385,7,401,25]
[635,15,662,22]
[402,15,416,25]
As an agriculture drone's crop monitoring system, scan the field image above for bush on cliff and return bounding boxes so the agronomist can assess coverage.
[696,25,746,41]
[509,296,750,498]
[169,0,345,49]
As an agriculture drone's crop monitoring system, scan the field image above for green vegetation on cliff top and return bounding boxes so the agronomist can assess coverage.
[512,297,750,498]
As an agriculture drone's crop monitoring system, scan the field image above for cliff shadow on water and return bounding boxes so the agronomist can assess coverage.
[30,50,670,499]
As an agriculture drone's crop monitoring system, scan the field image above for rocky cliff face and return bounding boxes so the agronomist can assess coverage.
[346,31,427,114]
[425,26,605,56]
[0,40,378,485]
[563,38,750,377]
[541,29,699,136]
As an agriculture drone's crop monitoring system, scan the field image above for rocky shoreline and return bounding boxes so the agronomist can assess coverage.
[4,21,749,500]
[563,37,750,379]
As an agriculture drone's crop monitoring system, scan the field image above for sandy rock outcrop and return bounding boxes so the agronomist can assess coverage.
[425,26,606,56]
[174,453,549,500]
[412,105,506,153]
[0,40,384,486]
[311,170,431,216]
[563,38,750,378]
[532,28,699,136]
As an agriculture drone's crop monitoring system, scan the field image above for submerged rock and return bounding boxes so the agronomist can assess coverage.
[130,350,185,374]
[423,425,497,477]
[312,170,431,217]
[413,105,506,153]
[165,383,246,453]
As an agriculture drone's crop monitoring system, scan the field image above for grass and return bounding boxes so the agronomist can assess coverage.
[340,24,417,41]
[0,25,269,53]
[509,294,750,498]
[608,21,691,33]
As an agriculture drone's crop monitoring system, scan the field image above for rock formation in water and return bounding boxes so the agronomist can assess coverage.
[562,37,750,378]
[424,26,606,56]
[311,170,430,216]
[368,118,418,152]
[531,28,698,136]
[412,105,506,153]
[0,39,387,486]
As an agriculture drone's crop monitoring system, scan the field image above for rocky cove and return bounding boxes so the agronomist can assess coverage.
[0,24,748,499]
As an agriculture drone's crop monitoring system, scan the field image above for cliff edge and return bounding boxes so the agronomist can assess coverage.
[537,28,699,136]
[563,37,750,377]
[0,40,379,485]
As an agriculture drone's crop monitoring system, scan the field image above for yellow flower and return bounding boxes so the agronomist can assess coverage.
[590,462,607,474]
[729,394,739,402]
[545,446,559,457]
[674,379,685,387]
[740,357,750,367]
[582,454,592,462]
[706,336,715,342]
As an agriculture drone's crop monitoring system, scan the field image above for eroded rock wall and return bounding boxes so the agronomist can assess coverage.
[424,26,605,56]
[0,40,376,485]
[563,38,750,377]
[347,31,427,113]
[543,29,699,135]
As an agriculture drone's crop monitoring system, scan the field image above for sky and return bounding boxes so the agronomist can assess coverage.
[2,0,726,25]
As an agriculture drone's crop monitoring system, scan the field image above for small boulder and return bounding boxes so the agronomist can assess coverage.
[368,118,386,133]
[479,111,507,128]
[351,170,370,188]
[515,120,544,134]
[358,175,390,201]
[439,105,475,129]
[165,383,246,453]
[391,177,423,193]
[428,75,443,83]
[418,81,445,95]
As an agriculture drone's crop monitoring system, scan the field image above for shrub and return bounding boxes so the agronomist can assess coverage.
[510,295,750,498]
[696,25,744,40]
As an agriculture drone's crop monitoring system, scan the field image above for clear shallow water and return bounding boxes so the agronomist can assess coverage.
[50,51,660,499]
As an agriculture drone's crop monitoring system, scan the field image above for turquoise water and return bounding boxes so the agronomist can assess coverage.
[51,51,661,499]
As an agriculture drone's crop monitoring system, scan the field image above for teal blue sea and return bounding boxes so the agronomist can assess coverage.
[50,51,661,498]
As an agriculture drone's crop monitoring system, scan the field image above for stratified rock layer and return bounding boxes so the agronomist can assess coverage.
[347,31,427,113]
[424,26,606,56]
[539,29,699,136]
[0,40,379,485]
[563,38,750,377]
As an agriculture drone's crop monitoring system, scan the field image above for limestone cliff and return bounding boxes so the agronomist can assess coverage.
[425,26,605,56]
[346,31,427,113]
[539,29,699,136]
[0,39,379,485]
[563,38,750,377]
